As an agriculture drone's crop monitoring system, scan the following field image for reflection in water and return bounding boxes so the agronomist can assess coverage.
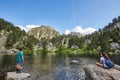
[0,55,16,69]
[23,53,56,80]
[0,53,98,80]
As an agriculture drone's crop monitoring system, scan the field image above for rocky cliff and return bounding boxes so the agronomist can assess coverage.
[68,32,82,38]
[0,30,7,53]
[27,25,60,40]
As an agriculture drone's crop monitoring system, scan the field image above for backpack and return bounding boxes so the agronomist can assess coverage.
[105,59,115,68]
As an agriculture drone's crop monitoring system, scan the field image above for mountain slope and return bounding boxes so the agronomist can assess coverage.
[27,25,60,40]
[0,18,39,51]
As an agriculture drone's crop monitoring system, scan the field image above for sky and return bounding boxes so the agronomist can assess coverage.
[0,0,120,34]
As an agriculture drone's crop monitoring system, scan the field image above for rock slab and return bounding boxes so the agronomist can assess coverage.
[6,72,31,80]
[84,65,120,80]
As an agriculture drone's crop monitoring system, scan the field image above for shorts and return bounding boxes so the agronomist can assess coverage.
[17,61,22,65]
[103,64,109,69]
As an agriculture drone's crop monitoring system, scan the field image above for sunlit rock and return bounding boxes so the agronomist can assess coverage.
[110,42,120,50]
[84,65,120,80]
[6,72,31,80]
[70,60,79,65]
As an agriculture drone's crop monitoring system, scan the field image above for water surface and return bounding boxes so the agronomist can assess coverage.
[0,53,97,80]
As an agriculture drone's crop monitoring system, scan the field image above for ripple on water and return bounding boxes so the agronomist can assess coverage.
[53,64,85,80]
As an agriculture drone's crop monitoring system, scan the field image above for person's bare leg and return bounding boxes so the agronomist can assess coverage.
[19,64,23,70]
[16,64,23,70]
[96,62,103,68]
[16,64,19,70]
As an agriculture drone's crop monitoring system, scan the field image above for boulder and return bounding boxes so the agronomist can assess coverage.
[110,42,120,50]
[6,72,31,80]
[70,60,79,65]
[84,65,120,80]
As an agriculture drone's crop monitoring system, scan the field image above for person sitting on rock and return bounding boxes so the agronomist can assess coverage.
[96,52,114,69]
[16,48,24,73]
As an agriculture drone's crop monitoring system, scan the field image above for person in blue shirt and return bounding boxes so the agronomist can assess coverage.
[96,52,110,68]
[16,48,24,73]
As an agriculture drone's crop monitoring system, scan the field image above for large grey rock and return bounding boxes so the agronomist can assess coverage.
[70,60,79,65]
[6,72,31,80]
[47,42,54,50]
[71,45,79,49]
[84,65,120,80]
[110,42,120,50]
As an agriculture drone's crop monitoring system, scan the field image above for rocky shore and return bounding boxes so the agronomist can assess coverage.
[84,65,120,80]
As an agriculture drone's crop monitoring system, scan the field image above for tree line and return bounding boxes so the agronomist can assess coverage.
[0,16,120,54]
[50,16,120,53]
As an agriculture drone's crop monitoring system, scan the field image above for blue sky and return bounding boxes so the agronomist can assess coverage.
[0,0,120,34]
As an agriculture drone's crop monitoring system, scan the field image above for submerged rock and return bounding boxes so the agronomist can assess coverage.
[6,72,31,80]
[70,60,79,65]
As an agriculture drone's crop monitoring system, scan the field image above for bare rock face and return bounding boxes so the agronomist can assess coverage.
[0,30,7,54]
[6,72,31,80]
[84,65,120,80]
[47,42,55,50]
[7,48,18,54]
[27,25,60,41]
[110,42,120,50]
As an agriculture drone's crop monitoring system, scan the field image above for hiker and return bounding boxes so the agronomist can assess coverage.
[96,52,114,69]
[16,48,24,73]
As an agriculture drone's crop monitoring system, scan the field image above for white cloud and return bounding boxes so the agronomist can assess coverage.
[72,26,84,33]
[65,26,97,35]
[17,25,96,35]
[25,25,40,31]
[16,25,40,32]
[16,25,27,31]
[65,29,71,35]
